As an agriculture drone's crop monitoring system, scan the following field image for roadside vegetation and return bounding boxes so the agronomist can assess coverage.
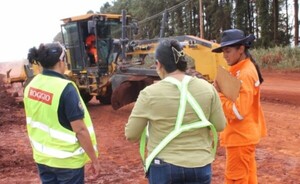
[100,0,299,48]
[98,1,300,71]
[253,46,300,71]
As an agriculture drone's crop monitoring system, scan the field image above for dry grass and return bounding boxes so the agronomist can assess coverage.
[252,46,300,70]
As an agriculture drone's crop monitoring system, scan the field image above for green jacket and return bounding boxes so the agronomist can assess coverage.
[126,75,226,172]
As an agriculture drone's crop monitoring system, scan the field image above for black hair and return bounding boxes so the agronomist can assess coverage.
[155,39,187,73]
[27,43,63,69]
[246,50,264,84]
[233,42,264,84]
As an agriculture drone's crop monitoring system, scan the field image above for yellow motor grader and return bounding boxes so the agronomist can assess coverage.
[7,10,227,110]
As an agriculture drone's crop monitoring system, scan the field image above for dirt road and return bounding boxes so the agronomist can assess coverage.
[0,70,299,183]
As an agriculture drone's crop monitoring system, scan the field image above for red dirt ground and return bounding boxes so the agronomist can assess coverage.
[0,69,299,184]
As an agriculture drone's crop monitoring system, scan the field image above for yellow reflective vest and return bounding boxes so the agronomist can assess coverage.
[24,74,97,169]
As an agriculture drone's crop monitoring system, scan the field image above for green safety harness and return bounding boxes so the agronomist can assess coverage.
[139,75,218,173]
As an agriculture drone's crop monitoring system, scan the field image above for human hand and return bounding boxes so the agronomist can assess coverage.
[88,160,100,180]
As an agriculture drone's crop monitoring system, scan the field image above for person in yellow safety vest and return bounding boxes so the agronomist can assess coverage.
[125,39,227,184]
[212,29,267,184]
[24,42,100,183]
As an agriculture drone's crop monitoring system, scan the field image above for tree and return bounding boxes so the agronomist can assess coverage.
[100,2,112,13]
[204,0,222,41]
[257,0,271,48]
[97,0,295,48]
[235,0,247,30]
[247,0,255,34]
[272,0,279,45]
[295,0,299,46]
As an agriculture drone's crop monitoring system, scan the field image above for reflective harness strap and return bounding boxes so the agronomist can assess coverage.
[139,76,218,173]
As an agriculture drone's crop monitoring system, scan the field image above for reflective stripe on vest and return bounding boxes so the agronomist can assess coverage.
[29,138,97,159]
[26,117,95,145]
[24,74,98,168]
[139,75,218,172]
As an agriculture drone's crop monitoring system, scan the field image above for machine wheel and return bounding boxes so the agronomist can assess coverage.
[80,90,93,104]
[98,95,111,105]
[97,85,112,105]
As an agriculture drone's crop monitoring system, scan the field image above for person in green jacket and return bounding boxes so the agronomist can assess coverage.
[125,39,226,184]
[24,42,99,183]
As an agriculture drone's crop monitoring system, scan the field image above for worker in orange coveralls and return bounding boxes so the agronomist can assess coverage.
[85,34,98,64]
[212,29,267,184]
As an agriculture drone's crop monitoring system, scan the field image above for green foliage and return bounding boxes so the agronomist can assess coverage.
[100,2,112,13]
[252,46,300,70]
[96,0,297,48]
[50,0,299,70]
[235,0,247,30]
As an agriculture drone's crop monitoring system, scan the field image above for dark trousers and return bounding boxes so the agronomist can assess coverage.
[37,163,84,184]
[148,158,212,184]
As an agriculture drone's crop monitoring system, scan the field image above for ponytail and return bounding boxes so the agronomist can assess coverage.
[246,50,264,84]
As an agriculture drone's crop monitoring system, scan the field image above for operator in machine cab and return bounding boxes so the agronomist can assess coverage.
[85,33,98,64]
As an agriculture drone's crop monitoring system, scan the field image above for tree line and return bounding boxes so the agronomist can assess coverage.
[100,0,299,48]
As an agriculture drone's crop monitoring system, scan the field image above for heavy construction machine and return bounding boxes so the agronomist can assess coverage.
[7,10,227,110]
[60,10,228,110]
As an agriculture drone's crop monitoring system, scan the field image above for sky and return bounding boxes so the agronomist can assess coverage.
[0,0,112,63]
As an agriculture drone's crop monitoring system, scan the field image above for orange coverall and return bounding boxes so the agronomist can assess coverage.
[219,58,267,184]
[85,34,98,62]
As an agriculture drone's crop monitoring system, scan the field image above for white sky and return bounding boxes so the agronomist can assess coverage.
[0,0,111,63]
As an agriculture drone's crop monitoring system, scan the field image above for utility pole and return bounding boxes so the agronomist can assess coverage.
[199,0,204,38]
[160,10,168,38]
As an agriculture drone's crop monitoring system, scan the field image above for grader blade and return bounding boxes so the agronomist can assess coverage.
[111,76,155,110]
